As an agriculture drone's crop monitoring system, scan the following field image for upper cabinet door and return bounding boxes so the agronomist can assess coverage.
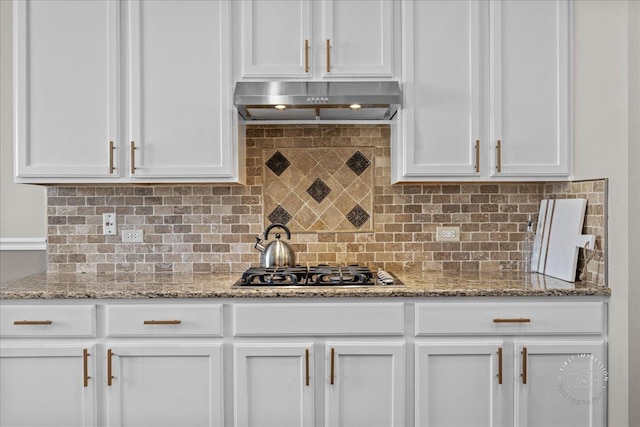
[128,0,235,179]
[394,0,572,182]
[238,0,394,80]
[241,0,312,78]
[321,0,393,78]
[490,0,571,177]
[14,0,119,179]
[396,0,484,179]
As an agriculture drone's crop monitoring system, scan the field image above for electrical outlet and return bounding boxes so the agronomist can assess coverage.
[103,213,116,235]
[122,229,143,243]
[436,226,460,242]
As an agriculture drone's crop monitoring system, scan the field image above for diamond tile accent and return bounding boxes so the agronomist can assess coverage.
[346,151,371,176]
[263,147,375,232]
[268,205,292,225]
[266,151,291,176]
[306,178,332,203]
[346,204,370,229]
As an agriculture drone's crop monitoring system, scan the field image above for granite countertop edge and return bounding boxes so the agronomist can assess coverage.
[0,272,612,300]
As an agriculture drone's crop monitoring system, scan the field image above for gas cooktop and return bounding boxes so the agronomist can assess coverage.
[234,265,403,287]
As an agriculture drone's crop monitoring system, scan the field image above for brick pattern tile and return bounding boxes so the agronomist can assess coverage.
[45,125,606,282]
[542,180,607,285]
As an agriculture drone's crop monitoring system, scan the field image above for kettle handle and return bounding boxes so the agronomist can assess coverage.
[264,223,291,240]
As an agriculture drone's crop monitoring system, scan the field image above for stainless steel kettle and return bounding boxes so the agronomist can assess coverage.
[254,223,296,268]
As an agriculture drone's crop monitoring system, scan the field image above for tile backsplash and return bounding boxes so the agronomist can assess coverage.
[263,147,375,232]
[45,125,607,285]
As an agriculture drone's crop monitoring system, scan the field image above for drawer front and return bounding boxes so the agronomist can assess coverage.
[415,302,605,336]
[233,303,404,336]
[106,304,223,337]
[0,305,96,337]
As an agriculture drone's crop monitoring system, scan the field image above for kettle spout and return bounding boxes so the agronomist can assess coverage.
[254,236,265,253]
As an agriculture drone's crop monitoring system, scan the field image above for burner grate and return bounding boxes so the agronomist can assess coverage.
[236,265,377,287]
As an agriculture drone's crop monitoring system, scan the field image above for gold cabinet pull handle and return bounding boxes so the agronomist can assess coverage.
[13,320,52,325]
[109,141,116,174]
[521,347,528,384]
[304,39,310,73]
[130,141,136,175]
[497,347,503,385]
[107,349,113,386]
[143,320,181,325]
[496,140,502,172]
[83,349,91,387]
[305,349,310,386]
[326,39,331,73]
[330,347,335,385]
[475,140,480,172]
[493,318,531,323]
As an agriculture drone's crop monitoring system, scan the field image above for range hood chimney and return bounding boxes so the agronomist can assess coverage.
[234,81,401,121]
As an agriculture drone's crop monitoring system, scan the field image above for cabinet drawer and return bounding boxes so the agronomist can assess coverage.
[106,304,222,337]
[233,303,404,336]
[0,305,96,337]
[415,302,604,336]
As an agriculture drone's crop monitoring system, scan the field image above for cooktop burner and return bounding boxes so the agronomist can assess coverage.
[235,264,399,287]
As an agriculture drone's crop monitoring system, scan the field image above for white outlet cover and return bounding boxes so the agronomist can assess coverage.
[436,226,460,242]
[122,229,144,243]
[103,213,116,235]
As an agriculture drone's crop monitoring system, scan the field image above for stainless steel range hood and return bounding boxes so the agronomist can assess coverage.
[234,81,401,121]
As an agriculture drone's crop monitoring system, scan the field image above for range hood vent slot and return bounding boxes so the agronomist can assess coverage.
[234,81,401,121]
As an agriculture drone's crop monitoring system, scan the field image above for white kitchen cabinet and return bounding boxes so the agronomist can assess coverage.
[414,301,607,427]
[104,304,224,426]
[415,342,504,427]
[514,341,606,427]
[240,0,312,78]
[319,0,393,78]
[394,0,571,182]
[128,0,237,180]
[13,0,119,179]
[106,344,223,427]
[397,0,484,179]
[0,297,607,426]
[490,0,571,177]
[233,342,405,427]
[232,302,405,427]
[325,343,405,427]
[0,305,98,427]
[239,0,395,79]
[234,344,315,427]
[414,340,606,427]
[0,344,97,427]
[14,0,243,184]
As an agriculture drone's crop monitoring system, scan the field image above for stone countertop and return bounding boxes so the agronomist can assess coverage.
[0,271,611,300]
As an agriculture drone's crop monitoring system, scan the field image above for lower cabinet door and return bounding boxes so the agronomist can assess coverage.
[325,343,405,427]
[514,341,606,427]
[0,344,97,427]
[415,342,504,427]
[106,344,223,427]
[234,343,314,427]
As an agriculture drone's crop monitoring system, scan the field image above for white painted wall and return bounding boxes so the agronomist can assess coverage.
[573,1,637,425]
[0,0,46,240]
[627,1,640,424]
